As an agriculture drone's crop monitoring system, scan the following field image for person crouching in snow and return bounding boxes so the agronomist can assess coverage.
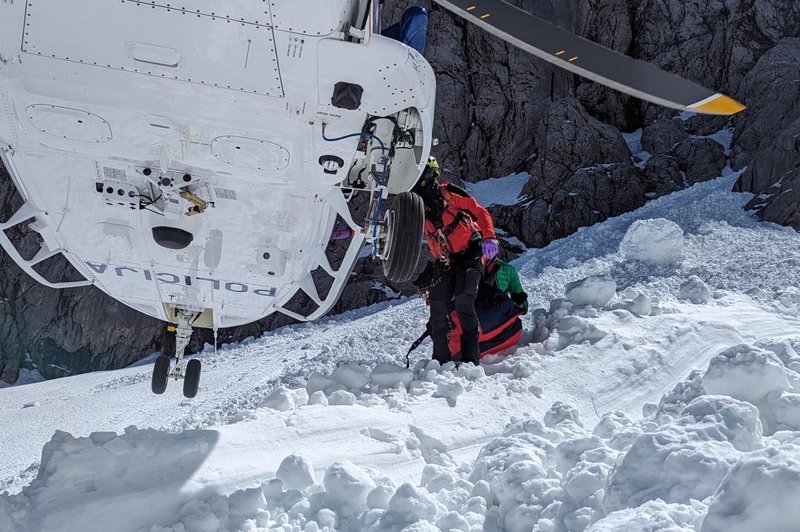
[485,258,529,315]
[412,156,499,366]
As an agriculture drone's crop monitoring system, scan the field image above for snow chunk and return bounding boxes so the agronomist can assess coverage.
[703,344,790,405]
[611,290,653,317]
[328,390,357,406]
[276,455,315,491]
[308,390,328,406]
[330,364,370,391]
[619,218,684,266]
[306,374,346,396]
[768,391,800,432]
[565,275,617,308]
[436,511,470,532]
[702,445,800,532]
[367,485,395,510]
[556,435,606,475]
[552,316,607,350]
[588,500,705,532]
[322,461,375,514]
[544,402,583,429]
[676,395,763,452]
[564,461,612,502]
[495,460,547,506]
[386,483,438,523]
[261,386,297,411]
[605,395,762,511]
[370,363,414,389]
[229,486,267,518]
[433,380,464,407]
[678,276,712,304]
[593,411,633,440]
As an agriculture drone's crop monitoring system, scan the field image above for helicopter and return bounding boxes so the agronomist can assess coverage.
[0,0,744,397]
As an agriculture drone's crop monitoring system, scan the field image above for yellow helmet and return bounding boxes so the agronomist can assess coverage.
[412,156,441,198]
[425,156,441,178]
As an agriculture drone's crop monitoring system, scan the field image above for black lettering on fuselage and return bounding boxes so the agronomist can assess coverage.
[156,272,180,284]
[225,282,247,293]
[87,262,276,296]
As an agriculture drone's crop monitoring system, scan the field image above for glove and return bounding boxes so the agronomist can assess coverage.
[511,291,529,314]
[413,261,443,291]
[482,238,499,260]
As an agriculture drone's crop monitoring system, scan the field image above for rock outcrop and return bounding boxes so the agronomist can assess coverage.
[733,38,800,228]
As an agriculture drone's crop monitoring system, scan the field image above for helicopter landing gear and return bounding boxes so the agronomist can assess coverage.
[151,309,201,398]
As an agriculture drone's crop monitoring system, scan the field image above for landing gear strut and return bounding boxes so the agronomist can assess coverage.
[151,309,202,398]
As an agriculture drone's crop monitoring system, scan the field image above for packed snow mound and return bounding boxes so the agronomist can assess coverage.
[0,427,219,531]
[678,276,712,304]
[701,445,800,532]
[609,288,653,317]
[587,500,705,532]
[131,339,800,532]
[603,394,763,512]
[703,344,792,403]
[276,455,316,491]
[565,275,617,308]
[5,322,800,531]
[619,218,684,266]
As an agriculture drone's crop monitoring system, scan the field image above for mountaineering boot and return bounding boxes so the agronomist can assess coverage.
[460,329,480,365]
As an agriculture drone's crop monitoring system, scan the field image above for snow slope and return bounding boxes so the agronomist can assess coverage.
[2,173,800,532]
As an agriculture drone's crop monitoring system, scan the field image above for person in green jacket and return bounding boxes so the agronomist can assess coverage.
[485,259,528,314]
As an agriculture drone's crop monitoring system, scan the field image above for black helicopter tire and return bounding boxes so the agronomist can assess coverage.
[382,192,425,284]
[152,355,171,395]
[183,359,202,398]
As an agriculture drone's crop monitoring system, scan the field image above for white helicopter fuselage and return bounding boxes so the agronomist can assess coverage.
[0,0,435,329]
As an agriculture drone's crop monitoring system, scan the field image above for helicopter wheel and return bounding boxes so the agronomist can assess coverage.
[183,359,202,398]
[382,191,425,283]
[152,354,171,394]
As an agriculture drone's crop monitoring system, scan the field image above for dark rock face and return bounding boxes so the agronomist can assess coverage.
[2,1,799,383]
[642,155,684,198]
[641,119,689,155]
[499,162,647,248]
[0,168,167,381]
[672,138,728,185]
[733,38,800,227]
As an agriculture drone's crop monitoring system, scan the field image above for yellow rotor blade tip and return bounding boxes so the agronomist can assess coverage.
[692,94,747,116]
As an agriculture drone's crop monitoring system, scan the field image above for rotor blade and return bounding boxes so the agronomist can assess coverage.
[431,0,746,115]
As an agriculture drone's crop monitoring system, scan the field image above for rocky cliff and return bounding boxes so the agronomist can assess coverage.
[2,0,798,384]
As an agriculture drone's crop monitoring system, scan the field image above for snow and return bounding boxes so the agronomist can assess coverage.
[619,218,684,266]
[2,172,800,531]
[621,129,652,168]
[588,500,704,532]
[703,344,790,405]
[0,368,45,388]
[678,275,712,304]
[564,275,617,308]
[276,455,316,491]
[701,445,800,532]
[463,173,529,206]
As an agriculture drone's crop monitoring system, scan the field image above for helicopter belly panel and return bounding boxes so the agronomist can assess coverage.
[22,0,284,97]
[9,147,332,327]
[0,0,434,328]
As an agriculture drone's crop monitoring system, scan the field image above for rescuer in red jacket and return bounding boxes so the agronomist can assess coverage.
[412,157,499,365]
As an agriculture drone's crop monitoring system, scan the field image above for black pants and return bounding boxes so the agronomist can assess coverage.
[428,243,483,365]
